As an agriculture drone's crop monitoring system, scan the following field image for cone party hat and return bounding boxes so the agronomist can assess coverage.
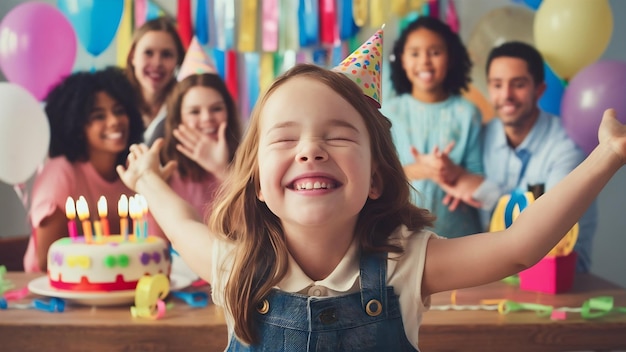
[177,36,216,81]
[333,27,384,108]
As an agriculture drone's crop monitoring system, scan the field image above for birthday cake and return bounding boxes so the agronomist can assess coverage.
[47,235,171,292]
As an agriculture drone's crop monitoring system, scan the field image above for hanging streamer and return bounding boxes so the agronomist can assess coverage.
[244,53,260,120]
[408,0,425,11]
[116,0,133,68]
[146,0,163,21]
[369,0,386,28]
[298,0,318,47]
[196,0,209,45]
[278,0,300,52]
[338,0,358,40]
[352,0,368,27]
[391,0,408,17]
[211,48,226,80]
[225,50,239,102]
[445,0,459,33]
[427,0,439,18]
[320,0,339,46]
[135,0,147,28]
[260,53,275,93]
[262,0,279,52]
[238,0,258,52]
[177,0,193,49]
[214,0,235,49]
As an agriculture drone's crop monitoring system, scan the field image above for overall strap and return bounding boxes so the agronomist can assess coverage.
[359,251,388,317]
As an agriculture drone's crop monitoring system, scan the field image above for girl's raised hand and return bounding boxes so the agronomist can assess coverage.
[116,139,177,191]
[173,122,230,180]
[598,109,626,164]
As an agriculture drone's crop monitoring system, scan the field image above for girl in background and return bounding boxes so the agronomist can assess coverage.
[125,17,185,145]
[23,67,144,272]
[117,63,626,350]
[147,72,241,239]
[383,17,483,238]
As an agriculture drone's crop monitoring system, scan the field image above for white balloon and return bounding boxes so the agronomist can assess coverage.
[0,83,50,184]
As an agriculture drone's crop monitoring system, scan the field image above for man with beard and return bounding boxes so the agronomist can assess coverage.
[443,41,597,273]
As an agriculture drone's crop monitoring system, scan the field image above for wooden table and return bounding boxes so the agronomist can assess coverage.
[1,273,626,352]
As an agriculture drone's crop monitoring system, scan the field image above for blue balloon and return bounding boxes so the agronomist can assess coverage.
[58,0,124,57]
[523,0,542,10]
[539,63,565,116]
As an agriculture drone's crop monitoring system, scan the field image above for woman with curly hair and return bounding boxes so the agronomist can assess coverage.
[23,67,144,272]
[382,16,484,238]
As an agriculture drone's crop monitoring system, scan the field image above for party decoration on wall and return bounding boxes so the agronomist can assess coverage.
[369,0,387,28]
[214,0,235,50]
[238,0,258,52]
[561,60,626,155]
[353,0,368,27]
[333,28,384,108]
[0,83,50,185]
[177,37,216,81]
[490,189,579,294]
[196,0,209,45]
[134,0,147,28]
[320,0,338,46]
[534,0,613,80]
[0,2,77,101]
[467,6,535,98]
[116,0,134,68]
[538,63,565,117]
[58,0,124,57]
[263,0,279,51]
[177,0,193,49]
[445,0,459,33]
[338,0,358,40]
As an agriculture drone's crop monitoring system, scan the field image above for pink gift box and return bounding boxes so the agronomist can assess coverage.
[519,251,577,294]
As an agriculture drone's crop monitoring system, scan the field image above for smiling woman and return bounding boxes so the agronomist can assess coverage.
[22,67,144,273]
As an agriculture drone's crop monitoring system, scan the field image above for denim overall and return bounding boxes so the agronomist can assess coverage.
[227,252,418,351]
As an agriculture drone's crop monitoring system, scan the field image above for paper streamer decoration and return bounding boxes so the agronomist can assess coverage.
[177,0,193,49]
[263,0,279,51]
[196,0,209,45]
[353,0,368,27]
[428,0,439,18]
[320,0,339,45]
[244,53,260,120]
[338,0,359,40]
[445,0,459,33]
[214,0,235,49]
[146,0,163,21]
[225,50,239,102]
[369,0,387,28]
[298,0,318,46]
[278,0,300,51]
[260,53,275,93]
[135,0,147,28]
[116,0,133,68]
[238,0,258,52]
[391,0,409,17]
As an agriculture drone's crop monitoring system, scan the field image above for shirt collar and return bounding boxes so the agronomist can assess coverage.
[493,110,550,153]
[278,238,360,294]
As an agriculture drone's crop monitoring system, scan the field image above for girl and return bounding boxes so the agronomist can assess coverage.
[125,17,185,145]
[117,64,626,350]
[24,67,144,272]
[148,73,241,238]
[383,17,483,238]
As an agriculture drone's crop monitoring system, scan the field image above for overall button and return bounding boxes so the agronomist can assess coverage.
[307,285,327,296]
[319,308,338,324]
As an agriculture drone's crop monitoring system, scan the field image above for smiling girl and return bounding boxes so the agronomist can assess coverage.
[23,67,144,272]
[124,17,185,145]
[382,17,484,238]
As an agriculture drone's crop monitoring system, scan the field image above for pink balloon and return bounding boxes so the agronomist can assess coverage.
[0,2,77,101]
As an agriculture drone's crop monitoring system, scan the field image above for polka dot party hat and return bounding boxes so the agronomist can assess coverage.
[177,36,216,82]
[333,27,384,108]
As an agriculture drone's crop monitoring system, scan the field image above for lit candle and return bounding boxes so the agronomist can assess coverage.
[118,194,129,242]
[76,196,93,244]
[129,196,141,241]
[138,194,149,238]
[97,196,110,236]
[65,197,78,241]
[94,220,103,242]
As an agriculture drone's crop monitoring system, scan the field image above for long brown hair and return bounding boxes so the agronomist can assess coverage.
[208,64,434,344]
[161,73,241,181]
[124,17,185,117]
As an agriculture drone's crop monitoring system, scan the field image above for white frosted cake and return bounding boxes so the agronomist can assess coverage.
[47,235,171,292]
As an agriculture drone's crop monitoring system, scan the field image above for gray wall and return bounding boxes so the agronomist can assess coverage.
[1,0,624,287]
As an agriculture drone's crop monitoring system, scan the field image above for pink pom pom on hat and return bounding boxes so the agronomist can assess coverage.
[176,36,217,82]
[333,26,384,108]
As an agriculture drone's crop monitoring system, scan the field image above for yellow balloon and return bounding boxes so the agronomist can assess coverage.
[534,0,613,80]
[467,6,535,99]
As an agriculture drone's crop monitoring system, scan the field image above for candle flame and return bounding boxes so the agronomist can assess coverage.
[97,196,108,217]
[129,196,138,219]
[118,194,128,218]
[65,197,76,220]
[137,194,148,215]
[76,196,90,221]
